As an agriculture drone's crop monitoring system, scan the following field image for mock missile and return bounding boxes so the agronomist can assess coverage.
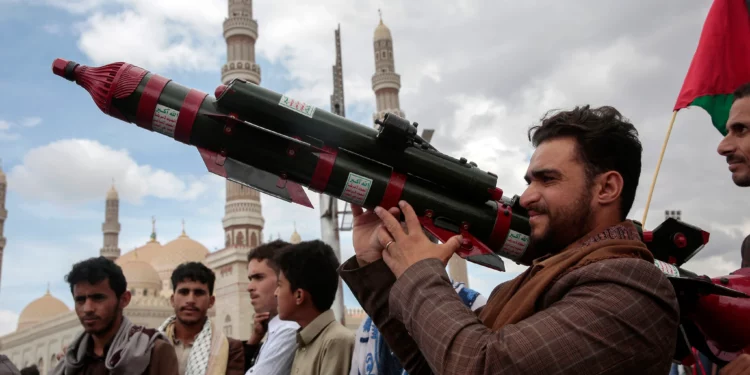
[52,58,524,271]
[51,58,710,271]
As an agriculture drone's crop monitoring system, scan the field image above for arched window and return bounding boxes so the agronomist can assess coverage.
[225,234,231,247]
[224,315,233,336]
[251,232,258,247]
[236,232,245,245]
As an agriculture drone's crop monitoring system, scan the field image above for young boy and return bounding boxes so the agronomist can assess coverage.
[274,240,354,375]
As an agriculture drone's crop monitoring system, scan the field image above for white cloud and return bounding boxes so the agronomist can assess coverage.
[20,117,41,128]
[0,310,19,336]
[71,0,225,72]
[8,139,210,205]
[0,116,41,140]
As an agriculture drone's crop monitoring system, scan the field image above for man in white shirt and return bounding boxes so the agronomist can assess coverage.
[243,240,299,375]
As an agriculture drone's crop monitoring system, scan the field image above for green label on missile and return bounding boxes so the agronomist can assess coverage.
[341,172,373,206]
[279,95,316,118]
[501,229,530,258]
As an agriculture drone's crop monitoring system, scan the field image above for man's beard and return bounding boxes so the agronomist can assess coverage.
[176,308,206,326]
[727,154,750,186]
[527,189,594,258]
[82,302,121,336]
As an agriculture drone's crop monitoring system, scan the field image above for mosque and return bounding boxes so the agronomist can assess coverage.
[0,0,470,371]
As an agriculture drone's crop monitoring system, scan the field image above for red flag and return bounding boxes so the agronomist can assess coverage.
[674,0,750,135]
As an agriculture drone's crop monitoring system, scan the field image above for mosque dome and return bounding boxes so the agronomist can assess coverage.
[17,290,70,331]
[121,260,162,291]
[116,240,162,266]
[374,18,392,41]
[290,224,301,244]
[152,228,209,279]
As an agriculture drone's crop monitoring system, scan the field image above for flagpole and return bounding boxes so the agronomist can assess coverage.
[641,110,679,227]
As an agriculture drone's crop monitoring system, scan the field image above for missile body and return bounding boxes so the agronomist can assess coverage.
[53,58,532,270]
[51,59,713,271]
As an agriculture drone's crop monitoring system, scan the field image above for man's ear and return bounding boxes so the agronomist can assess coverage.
[209,295,216,308]
[294,289,305,306]
[595,171,624,206]
[120,290,132,309]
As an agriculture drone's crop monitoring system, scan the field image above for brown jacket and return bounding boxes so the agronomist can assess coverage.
[226,338,246,375]
[70,337,178,375]
[339,227,679,375]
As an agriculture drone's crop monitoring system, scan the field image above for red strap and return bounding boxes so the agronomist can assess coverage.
[487,202,512,256]
[135,74,170,131]
[310,146,337,192]
[174,89,207,144]
[379,171,407,209]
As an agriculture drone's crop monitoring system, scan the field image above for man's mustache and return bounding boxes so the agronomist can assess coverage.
[727,154,746,164]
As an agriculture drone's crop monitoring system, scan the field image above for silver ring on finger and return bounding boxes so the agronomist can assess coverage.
[385,240,395,251]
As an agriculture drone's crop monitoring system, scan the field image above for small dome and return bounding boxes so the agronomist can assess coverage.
[152,232,209,274]
[107,184,118,200]
[290,228,301,244]
[120,260,162,291]
[17,291,70,331]
[374,19,392,41]
[116,240,163,265]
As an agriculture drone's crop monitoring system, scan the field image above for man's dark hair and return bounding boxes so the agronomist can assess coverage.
[171,262,216,295]
[20,365,40,375]
[274,240,340,312]
[733,82,750,101]
[247,239,291,272]
[65,256,127,299]
[528,105,643,220]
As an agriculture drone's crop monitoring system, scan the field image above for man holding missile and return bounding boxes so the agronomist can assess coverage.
[713,82,750,375]
[339,105,680,374]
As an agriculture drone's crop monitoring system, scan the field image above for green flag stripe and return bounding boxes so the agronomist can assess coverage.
[690,94,733,136]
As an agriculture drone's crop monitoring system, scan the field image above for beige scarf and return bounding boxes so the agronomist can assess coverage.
[159,316,229,375]
[479,221,654,331]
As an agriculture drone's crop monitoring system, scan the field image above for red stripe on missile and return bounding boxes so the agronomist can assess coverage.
[379,171,407,210]
[310,146,337,192]
[135,75,170,131]
[174,89,208,144]
[487,203,512,256]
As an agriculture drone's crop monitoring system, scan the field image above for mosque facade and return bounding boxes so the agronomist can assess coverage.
[0,1,454,371]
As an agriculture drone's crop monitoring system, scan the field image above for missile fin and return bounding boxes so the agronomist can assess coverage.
[198,147,227,177]
[222,157,313,208]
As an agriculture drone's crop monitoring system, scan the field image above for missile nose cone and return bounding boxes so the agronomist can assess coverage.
[52,58,77,81]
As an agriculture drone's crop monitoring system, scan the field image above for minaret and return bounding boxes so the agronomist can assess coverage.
[372,10,405,125]
[222,0,261,85]
[324,25,346,324]
[205,0,265,341]
[100,182,121,261]
[0,160,7,289]
[221,0,265,249]
[331,24,345,117]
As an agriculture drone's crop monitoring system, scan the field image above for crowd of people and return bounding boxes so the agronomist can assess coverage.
[1,82,750,374]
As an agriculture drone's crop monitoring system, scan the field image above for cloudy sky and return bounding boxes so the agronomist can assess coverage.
[0,0,747,336]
